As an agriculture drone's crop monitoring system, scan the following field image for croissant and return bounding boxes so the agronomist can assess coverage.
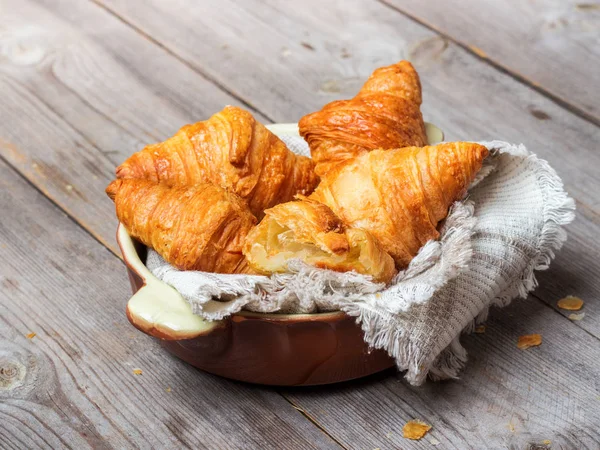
[243,198,396,284]
[310,142,489,268]
[106,178,257,274]
[116,106,319,218]
[299,61,428,176]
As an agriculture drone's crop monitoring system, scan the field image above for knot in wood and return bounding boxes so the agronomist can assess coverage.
[0,360,26,390]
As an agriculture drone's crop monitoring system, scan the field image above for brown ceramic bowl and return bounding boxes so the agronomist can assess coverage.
[117,123,443,386]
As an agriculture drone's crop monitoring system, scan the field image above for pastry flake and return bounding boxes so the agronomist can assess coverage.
[557,295,584,311]
[517,334,542,350]
[402,419,432,440]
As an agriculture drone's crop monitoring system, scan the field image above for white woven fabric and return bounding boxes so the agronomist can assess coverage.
[146,138,575,385]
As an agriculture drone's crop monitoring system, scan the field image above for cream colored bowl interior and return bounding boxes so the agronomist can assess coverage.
[120,122,444,339]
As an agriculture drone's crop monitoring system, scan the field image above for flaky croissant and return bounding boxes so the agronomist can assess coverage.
[299,61,428,176]
[310,142,489,268]
[116,106,319,218]
[106,178,257,274]
[243,198,396,284]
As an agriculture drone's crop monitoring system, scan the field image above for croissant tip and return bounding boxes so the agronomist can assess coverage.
[222,104,250,116]
[396,60,416,70]
[477,143,490,160]
[105,179,123,201]
[115,166,125,178]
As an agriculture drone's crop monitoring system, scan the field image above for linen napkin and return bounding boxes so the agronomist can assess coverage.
[146,137,575,385]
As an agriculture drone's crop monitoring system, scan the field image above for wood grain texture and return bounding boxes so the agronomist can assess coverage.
[382,0,600,124]
[0,0,598,447]
[284,298,600,449]
[93,0,600,336]
[0,159,341,449]
[0,0,267,253]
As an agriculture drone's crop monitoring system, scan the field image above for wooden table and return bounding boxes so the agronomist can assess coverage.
[1,1,599,448]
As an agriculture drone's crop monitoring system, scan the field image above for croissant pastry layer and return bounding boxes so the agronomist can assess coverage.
[299,61,428,176]
[243,198,396,284]
[106,178,257,274]
[311,142,489,268]
[116,106,319,218]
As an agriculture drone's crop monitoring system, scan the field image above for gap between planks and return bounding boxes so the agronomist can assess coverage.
[278,394,349,450]
[0,151,120,260]
[89,0,600,131]
[88,0,274,124]
[377,0,600,129]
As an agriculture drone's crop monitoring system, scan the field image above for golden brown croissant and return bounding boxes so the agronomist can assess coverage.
[243,198,396,283]
[106,178,257,274]
[310,142,489,268]
[299,61,428,176]
[116,106,319,218]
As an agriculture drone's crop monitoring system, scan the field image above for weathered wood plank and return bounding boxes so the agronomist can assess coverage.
[91,0,600,337]
[1,0,598,446]
[0,0,266,253]
[0,159,341,449]
[382,0,600,124]
[284,298,600,449]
